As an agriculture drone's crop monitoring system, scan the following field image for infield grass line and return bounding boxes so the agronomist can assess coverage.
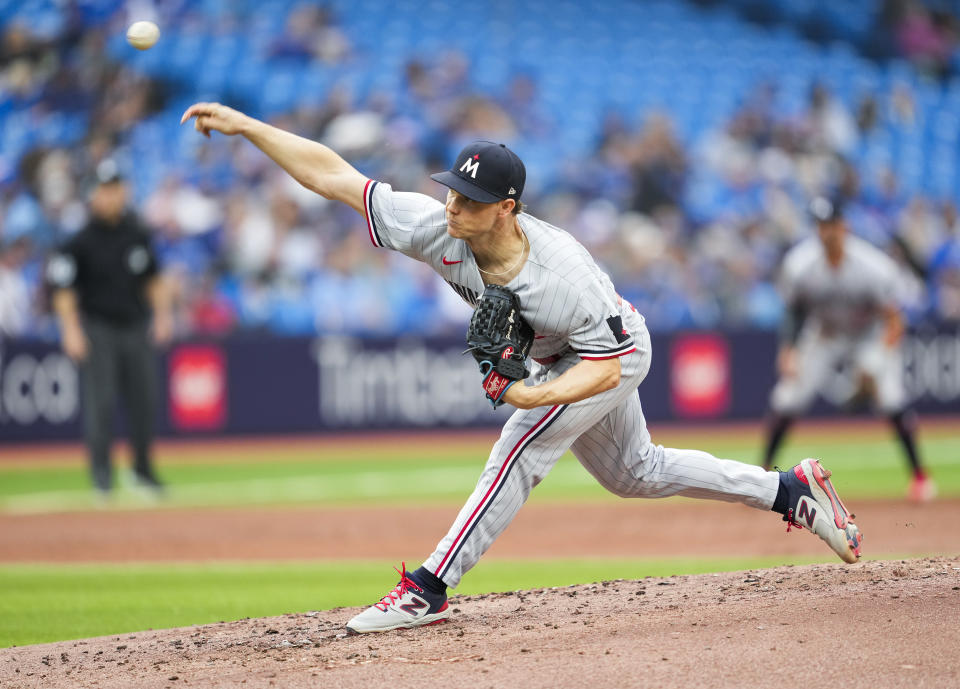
[1,427,958,514]
[0,554,877,648]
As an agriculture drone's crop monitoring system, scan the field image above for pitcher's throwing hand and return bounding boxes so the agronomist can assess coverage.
[181,103,249,138]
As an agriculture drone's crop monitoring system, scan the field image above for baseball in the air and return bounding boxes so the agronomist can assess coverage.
[126,20,160,50]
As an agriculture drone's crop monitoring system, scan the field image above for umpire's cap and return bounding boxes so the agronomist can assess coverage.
[83,158,127,196]
[431,141,525,204]
[94,158,125,185]
[809,194,844,223]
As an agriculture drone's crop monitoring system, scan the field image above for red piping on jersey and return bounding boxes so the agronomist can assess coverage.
[434,405,561,577]
[579,347,636,361]
[533,346,571,365]
[533,353,564,365]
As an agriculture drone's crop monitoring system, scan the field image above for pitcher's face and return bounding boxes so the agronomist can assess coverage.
[445,189,513,239]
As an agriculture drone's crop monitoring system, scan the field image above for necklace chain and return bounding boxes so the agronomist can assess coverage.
[477,230,527,277]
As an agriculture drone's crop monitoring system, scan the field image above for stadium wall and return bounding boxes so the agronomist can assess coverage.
[1,329,958,443]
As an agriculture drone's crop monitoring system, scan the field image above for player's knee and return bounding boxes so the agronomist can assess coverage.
[598,482,634,498]
[625,439,662,487]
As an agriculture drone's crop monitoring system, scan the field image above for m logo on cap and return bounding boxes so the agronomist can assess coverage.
[430,142,525,204]
[459,156,480,179]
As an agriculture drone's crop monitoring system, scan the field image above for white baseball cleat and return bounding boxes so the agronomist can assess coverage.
[782,458,863,564]
[346,562,449,634]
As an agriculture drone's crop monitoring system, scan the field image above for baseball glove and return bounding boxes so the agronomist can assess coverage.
[466,284,535,408]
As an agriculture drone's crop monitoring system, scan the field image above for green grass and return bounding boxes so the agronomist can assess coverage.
[1,426,958,513]
[1,424,957,648]
[0,555,834,648]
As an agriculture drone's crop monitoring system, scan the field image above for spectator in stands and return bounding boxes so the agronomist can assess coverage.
[804,82,858,156]
[187,271,237,336]
[268,4,350,64]
[929,201,960,321]
[0,232,33,337]
[894,1,954,77]
[627,111,688,215]
[499,73,554,140]
[856,94,880,136]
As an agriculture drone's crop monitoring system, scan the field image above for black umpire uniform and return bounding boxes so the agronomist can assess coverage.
[48,159,169,495]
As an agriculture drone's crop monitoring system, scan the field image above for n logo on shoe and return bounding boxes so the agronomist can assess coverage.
[399,597,428,616]
[797,497,817,528]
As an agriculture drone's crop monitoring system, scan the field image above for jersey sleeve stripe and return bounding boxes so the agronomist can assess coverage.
[579,347,636,361]
[575,339,636,358]
[363,179,384,248]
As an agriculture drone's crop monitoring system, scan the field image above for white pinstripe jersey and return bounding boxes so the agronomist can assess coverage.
[780,234,900,338]
[363,180,643,371]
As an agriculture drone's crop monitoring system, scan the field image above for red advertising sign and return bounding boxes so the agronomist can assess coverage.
[168,345,227,430]
[669,334,731,417]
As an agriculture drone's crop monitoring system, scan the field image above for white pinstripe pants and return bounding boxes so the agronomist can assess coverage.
[771,329,907,415]
[424,330,780,587]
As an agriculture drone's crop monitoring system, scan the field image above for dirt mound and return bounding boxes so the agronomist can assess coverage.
[3,557,958,689]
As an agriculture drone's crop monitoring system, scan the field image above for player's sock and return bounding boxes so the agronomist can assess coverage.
[888,410,924,477]
[770,471,791,515]
[409,566,447,596]
[761,413,794,471]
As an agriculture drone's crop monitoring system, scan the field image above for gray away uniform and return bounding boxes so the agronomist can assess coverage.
[772,234,906,415]
[364,180,780,587]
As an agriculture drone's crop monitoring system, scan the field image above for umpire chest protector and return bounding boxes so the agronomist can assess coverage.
[48,212,158,325]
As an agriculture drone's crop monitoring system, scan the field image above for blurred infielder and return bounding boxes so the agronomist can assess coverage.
[761,196,934,503]
[182,102,863,634]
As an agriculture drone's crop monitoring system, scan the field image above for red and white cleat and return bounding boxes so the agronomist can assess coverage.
[907,474,936,504]
[782,458,863,564]
[345,562,449,634]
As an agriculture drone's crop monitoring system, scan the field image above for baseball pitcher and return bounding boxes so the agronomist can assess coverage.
[181,103,864,634]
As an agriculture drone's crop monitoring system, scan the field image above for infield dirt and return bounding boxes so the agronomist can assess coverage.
[1,498,957,562]
[2,557,958,689]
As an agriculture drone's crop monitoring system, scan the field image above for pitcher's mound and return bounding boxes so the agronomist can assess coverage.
[3,557,959,689]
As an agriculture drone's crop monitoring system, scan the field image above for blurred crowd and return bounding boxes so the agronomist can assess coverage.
[2,2,960,341]
[881,0,960,78]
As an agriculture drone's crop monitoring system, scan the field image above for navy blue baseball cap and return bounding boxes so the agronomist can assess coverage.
[809,194,844,223]
[431,141,526,204]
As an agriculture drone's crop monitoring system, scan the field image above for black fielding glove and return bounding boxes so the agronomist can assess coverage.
[465,284,535,408]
